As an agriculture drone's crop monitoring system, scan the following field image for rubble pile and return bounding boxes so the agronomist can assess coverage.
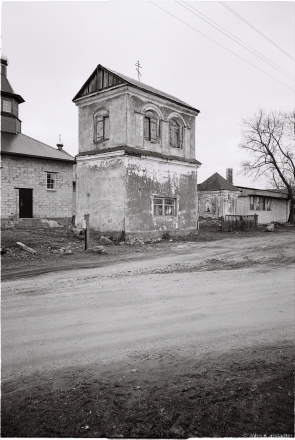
[127,237,162,246]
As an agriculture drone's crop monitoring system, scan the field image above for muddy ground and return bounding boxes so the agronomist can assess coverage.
[1,224,294,437]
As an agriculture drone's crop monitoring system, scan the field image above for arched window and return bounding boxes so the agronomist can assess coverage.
[94,109,109,142]
[205,201,212,213]
[144,110,158,143]
[169,119,182,148]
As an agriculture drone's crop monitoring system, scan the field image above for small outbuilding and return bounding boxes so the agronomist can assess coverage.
[197,170,241,219]
[198,168,290,224]
[236,186,289,224]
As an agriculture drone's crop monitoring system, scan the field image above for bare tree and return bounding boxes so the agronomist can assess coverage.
[239,109,295,224]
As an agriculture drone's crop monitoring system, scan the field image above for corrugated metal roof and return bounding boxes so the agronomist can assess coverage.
[77,145,201,165]
[1,132,75,162]
[106,66,200,112]
[73,64,200,113]
[198,172,240,191]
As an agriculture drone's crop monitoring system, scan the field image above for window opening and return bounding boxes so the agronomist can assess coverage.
[153,197,176,216]
[47,173,56,190]
[3,100,12,113]
[169,119,183,148]
[251,196,271,211]
[144,111,157,142]
[96,115,109,142]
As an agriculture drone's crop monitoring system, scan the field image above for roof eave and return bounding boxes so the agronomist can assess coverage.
[73,64,200,113]
[0,91,25,103]
[1,150,76,163]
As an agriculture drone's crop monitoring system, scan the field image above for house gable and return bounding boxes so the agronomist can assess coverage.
[73,65,126,101]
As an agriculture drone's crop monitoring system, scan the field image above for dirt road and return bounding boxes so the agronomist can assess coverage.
[2,233,294,381]
[2,232,294,437]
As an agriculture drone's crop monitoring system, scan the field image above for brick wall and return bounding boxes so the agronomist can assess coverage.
[236,196,288,223]
[1,155,75,220]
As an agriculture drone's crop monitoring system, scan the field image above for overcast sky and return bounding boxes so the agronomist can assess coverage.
[2,1,294,187]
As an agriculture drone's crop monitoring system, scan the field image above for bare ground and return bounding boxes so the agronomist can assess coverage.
[1,224,294,437]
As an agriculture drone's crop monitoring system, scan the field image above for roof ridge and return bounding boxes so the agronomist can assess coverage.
[104,65,199,111]
[74,64,200,113]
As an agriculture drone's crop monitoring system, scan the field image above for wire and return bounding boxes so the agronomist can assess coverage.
[148,1,295,92]
[178,0,294,80]
[219,1,295,61]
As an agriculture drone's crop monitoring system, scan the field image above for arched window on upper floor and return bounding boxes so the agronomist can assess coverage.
[144,110,159,143]
[169,118,183,148]
[94,109,109,143]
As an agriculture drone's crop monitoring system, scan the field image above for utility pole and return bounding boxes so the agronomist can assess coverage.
[135,61,142,82]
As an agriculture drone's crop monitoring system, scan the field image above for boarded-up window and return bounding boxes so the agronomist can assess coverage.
[3,100,11,113]
[153,197,176,216]
[96,116,109,142]
[144,111,158,142]
[144,117,150,140]
[169,119,182,148]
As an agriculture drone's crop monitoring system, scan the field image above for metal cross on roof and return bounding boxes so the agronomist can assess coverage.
[135,61,142,82]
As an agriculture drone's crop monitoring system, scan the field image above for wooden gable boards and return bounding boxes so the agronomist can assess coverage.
[73,65,125,101]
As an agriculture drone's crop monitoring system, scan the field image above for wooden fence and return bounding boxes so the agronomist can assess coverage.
[221,214,258,232]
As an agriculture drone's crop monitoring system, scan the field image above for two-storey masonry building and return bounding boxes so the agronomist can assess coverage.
[73,64,201,239]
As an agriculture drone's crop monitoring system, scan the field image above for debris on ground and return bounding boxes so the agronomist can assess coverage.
[86,246,106,254]
[100,236,113,246]
[266,224,275,232]
[16,242,37,255]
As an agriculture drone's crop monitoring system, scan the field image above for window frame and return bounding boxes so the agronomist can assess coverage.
[205,200,212,213]
[95,114,109,142]
[152,196,177,217]
[169,118,183,148]
[144,111,158,143]
[250,196,271,211]
[3,99,12,113]
[46,172,57,191]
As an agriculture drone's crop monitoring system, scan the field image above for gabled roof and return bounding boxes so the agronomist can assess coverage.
[198,172,240,191]
[73,64,200,113]
[1,132,75,163]
[76,145,201,165]
[1,74,25,103]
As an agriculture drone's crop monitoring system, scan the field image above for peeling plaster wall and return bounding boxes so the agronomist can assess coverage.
[75,87,198,161]
[75,155,126,231]
[77,92,127,154]
[125,156,198,238]
[198,190,240,218]
[126,90,196,160]
[75,82,200,237]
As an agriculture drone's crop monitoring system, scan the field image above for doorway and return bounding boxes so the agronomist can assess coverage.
[19,189,33,218]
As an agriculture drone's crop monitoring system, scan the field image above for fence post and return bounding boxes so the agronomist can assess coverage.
[84,214,90,251]
[254,214,258,228]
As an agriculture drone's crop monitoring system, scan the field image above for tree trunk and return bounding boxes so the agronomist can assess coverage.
[287,190,294,224]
